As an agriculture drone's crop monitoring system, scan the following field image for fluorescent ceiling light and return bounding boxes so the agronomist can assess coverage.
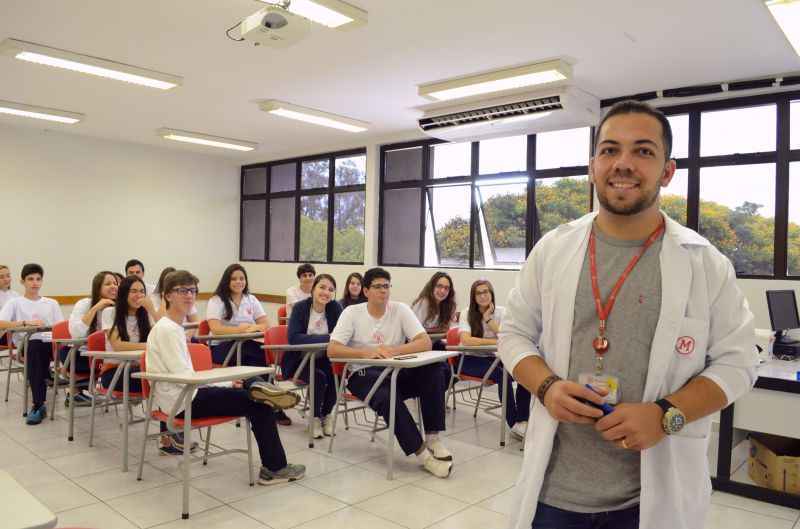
[766,0,800,55]
[157,128,257,152]
[0,38,182,90]
[419,59,571,101]
[0,99,83,124]
[258,0,367,28]
[259,100,369,132]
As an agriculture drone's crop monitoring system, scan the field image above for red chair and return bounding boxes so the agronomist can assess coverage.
[277,304,288,323]
[87,331,144,446]
[49,320,92,418]
[136,343,255,518]
[265,325,306,413]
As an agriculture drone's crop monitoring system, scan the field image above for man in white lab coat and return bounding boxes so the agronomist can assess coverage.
[498,100,758,529]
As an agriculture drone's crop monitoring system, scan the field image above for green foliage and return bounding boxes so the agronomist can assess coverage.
[535,177,590,236]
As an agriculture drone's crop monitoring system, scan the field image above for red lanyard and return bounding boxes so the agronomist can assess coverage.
[588,220,665,363]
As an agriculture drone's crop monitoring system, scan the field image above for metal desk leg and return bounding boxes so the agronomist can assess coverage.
[21,334,30,416]
[500,367,508,448]
[122,361,130,472]
[387,368,400,480]
[181,389,192,519]
[88,358,97,447]
[49,345,62,420]
[308,352,316,448]
[68,346,76,441]
[328,364,349,454]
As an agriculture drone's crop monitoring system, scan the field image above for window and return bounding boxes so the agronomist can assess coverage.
[380,129,592,269]
[790,163,800,276]
[240,149,366,263]
[700,104,776,157]
[663,168,689,226]
[667,114,689,159]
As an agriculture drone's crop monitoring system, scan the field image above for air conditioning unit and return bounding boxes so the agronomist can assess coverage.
[240,5,312,48]
[417,86,600,142]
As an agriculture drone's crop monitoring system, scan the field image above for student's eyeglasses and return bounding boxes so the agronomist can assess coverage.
[172,287,198,296]
[369,283,391,290]
[129,288,146,295]
[475,289,492,296]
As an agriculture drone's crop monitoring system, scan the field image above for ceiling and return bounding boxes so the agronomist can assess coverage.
[1,0,797,162]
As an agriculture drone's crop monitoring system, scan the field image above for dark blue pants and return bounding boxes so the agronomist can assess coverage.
[58,345,90,373]
[532,502,640,529]
[347,364,446,456]
[27,340,52,408]
[177,381,287,471]
[460,355,531,427]
[280,354,336,418]
[211,340,266,367]
[100,365,142,393]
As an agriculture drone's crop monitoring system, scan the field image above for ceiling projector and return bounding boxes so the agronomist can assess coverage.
[240,5,312,48]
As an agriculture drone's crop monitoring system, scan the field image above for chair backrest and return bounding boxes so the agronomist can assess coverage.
[446,326,461,346]
[265,325,288,365]
[140,343,211,399]
[277,305,287,319]
[87,330,105,351]
[198,319,210,337]
[51,320,70,358]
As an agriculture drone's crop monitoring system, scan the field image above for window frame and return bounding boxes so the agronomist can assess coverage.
[240,147,367,264]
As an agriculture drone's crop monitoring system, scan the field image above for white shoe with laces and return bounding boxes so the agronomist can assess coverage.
[312,417,324,439]
[421,449,452,478]
[510,421,528,440]
[322,414,335,436]
[427,437,453,461]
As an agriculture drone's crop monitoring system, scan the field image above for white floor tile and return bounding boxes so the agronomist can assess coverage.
[4,459,67,487]
[712,491,800,521]
[22,477,99,513]
[290,506,406,529]
[415,451,521,504]
[107,481,222,528]
[190,469,266,503]
[301,465,405,504]
[230,482,347,529]
[149,505,270,529]
[47,446,134,478]
[355,484,469,529]
[78,463,179,501]
[56,503,140,529]
[705,502,796,529]
[427,505,509,529]
[279,448,351,478]
[478,486,516,516]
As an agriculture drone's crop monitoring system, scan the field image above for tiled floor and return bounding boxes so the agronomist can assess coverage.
[1,377,799,529]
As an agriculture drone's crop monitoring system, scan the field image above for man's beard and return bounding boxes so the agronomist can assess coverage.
[596,181,660,216]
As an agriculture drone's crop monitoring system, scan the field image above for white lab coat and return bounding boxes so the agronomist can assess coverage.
[498,212,758,529]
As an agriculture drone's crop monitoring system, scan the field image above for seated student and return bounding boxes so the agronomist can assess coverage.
[339,272,367,309]
[207,264,292,426]
[125,258,156,294]
[65,270,118,406]
[286,274,341,438]
[0,263,63,424]
[151,267,199,335]
[0,265,20,346]
[102,275,188,454]
[328,267,453,478]
[147,269,305,484]
[411,272,458,352]
[285,263,315,317]
[458,279,531,439]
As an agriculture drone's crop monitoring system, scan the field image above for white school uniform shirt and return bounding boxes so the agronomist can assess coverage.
[307,307,329,335]
[286,286,311,317]
[101,308,146,352]
[411,298,457,332]
[458,305,506,339]
[497,212,759,529]
[330,301,425,370]
[0,288,20,311]
[68,298,103,339]
[0,296,62,345]
[146,316,196,414]
[206,294,265,345]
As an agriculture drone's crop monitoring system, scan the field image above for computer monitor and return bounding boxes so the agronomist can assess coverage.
[766,290,800,336]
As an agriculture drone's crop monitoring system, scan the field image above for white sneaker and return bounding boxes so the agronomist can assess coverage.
[422,450,452,478]
[322,415,335,437]
[312,417,324,439]
[427,437,453,461]
[510,421,528,440]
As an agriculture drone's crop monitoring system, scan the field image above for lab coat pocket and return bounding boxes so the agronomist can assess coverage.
[667,435,712,517]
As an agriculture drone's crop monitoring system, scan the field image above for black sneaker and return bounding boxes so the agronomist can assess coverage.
[275,409,292,426]
[258,463,305,485]
[159,434,198,456]
[65,392,92,408]
[171,432,199,452]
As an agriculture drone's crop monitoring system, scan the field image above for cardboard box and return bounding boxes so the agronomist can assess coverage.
[748,433,800,494]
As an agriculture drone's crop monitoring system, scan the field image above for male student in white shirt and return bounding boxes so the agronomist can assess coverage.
[0,263,63,424]
[285,263,315,317]
[146,269,305,484]
[328,267,453,478]
[0,264,20,347]
[125,258,157,296]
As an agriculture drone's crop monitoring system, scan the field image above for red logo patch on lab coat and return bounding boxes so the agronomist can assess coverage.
[675,336,695,356]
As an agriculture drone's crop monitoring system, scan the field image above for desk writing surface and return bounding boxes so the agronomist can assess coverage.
[757,358,800,382]
[132,366,273,385]
[333,350,458,368]
[81,350,144,361]
[262,343,329,351]
[0,469,57,529]
[52,337,88,345]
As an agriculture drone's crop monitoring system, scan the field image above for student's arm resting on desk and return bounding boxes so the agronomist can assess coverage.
[108,328,147,352]
[459,332,497,347]
[207,319,252,335]
[381,332,431,357]
[0,300,34,328]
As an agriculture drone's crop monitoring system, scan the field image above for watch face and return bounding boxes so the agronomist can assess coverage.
[666,409,686,434]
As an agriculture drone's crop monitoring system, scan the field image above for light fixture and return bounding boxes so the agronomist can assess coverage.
[499,111,552,125]
[157,128,257,152]
[0,99,83,124]
[0,39,182,90]
[766,0,800,55]
[257,0,367,28]
[259,100,369,132]
[418,59,571,101]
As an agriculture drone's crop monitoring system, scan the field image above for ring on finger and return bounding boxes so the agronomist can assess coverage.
[621,438,629,449]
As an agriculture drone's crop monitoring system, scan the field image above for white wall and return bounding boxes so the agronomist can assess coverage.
[0,123,240,301]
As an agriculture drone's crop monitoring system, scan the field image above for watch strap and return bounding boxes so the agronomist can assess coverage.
[655,398,674,415]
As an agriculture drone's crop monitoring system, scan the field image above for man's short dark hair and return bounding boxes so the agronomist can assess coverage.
[593,100,673,160]
[163,270,199,309]
[21,263,44,279]
[125,259,145,274]
[363,267,391,289]
[296,263,316,278]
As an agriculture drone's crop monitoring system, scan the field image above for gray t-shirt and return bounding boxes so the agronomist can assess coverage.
[540,225,663,513]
